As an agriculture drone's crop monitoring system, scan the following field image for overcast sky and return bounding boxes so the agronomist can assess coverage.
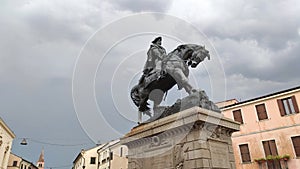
[1,0,300,168]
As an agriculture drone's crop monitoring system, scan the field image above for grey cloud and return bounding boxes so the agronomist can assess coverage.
[223,73,288,101]
[213,38,300,83]
[196,1,300,51]
[265,42,300,82]
[0,0,105,84]
[107,0,173,12]
[18,1,102,43]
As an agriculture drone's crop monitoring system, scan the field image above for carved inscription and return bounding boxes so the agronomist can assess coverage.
[209,140,230,168]
[152,153,173,168]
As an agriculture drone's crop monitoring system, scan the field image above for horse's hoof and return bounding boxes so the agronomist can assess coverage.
[144,110,152,117]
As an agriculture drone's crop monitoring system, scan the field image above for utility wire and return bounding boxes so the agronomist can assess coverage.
[30,138,93,147]
[18,138,94,147]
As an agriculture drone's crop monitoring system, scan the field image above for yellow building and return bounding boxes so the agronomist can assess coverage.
[0,117,16,169]
[221,86,300,169]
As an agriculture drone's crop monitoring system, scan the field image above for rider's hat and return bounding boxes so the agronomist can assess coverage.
[152,37,162,44]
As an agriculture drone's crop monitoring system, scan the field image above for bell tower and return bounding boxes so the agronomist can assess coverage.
[37,149,44,169]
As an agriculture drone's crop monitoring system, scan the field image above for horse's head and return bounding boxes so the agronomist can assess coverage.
[174,44,210,68]
[188,44,210,68]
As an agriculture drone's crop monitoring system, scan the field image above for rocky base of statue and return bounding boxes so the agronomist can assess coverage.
[121,107,240,169]
[146,90,220,123]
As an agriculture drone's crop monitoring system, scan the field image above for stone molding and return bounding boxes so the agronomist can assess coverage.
[122,106,239,144]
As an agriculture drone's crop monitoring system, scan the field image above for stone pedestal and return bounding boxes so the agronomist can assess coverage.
[121,106,240,169]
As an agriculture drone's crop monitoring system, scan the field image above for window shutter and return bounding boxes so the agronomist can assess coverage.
[269,140,278,155]
[233,109,243,124]
[292,136,300,157]
[263,140,278,157]
[256,104,268,120]
[291,96,299,113]
[277,99,285,116]
[239,144,251,163]
[263,141,271,156]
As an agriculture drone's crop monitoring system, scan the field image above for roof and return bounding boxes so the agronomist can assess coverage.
[215,99,239,108]
[10,152,38,169]
[215,98,238,105]
[222,86,300,109]
[37,149,44,162]
[73,144,102,163]
[22,158,39,169]
[72,151,83,164]
[10,152,23,160]
[97,139,120,153]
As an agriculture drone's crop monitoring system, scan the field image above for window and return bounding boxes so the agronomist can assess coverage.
[262,140,281,169]
[277,96,299,116]
[233,109,243,124]
[13,161,18,167]
[38,164,42,167]
[120,147,123,157]
[110,152,113,160]
[101,159,106,164]
[263,140,278,156]
[256,103,268,120]
[292,136,300,157]
[239,144,251,163]
[90,157,96,164]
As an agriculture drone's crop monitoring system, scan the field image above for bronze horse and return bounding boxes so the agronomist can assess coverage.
[131,44,210,116]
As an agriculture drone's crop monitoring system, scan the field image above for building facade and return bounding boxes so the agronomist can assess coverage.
[0,117,16,169]
[221,86,300,169]
[97,140,128,169]
[73,146,100,169]
[73,139,128,169]
[7,153,38,169]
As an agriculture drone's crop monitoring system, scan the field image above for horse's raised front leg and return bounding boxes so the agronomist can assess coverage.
[170,68,195,95]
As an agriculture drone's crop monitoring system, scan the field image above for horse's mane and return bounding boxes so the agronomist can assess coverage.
[167,44,199,58]
[168,44,187,56]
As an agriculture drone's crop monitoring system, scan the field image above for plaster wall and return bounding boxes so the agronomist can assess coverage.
[222,89,300,169]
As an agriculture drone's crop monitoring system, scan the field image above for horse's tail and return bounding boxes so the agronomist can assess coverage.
[131,85,150,112]
[130,85,140,107]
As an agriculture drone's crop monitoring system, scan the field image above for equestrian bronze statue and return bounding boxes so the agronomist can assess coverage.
[131,43,210,117]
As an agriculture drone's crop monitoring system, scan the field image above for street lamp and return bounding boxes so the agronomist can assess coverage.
[20,138,28,145]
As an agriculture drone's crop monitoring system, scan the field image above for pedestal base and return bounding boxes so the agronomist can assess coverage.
[121,107,240,169]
